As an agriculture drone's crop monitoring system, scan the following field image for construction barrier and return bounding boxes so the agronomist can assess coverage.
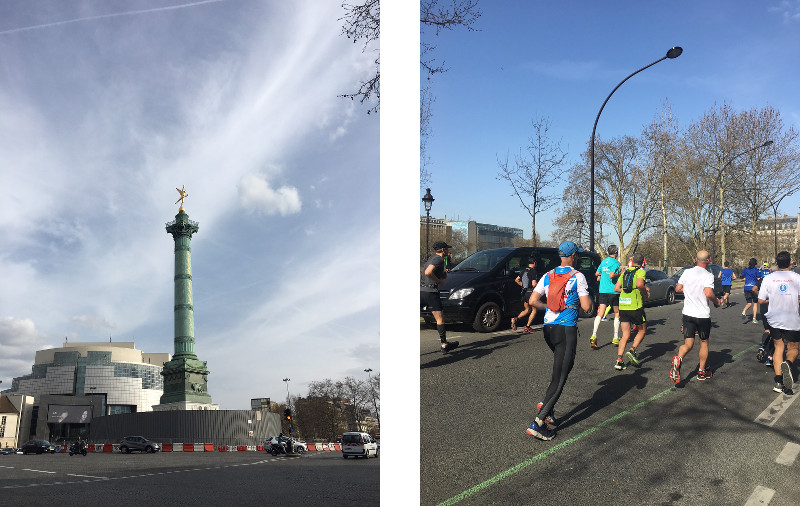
[183,443,194,452]
[94,444,104,453]
[237,445,247,452]
[333,443,341,451]
[192,443,203,452]
[162,443,173,452]
[307,443,316,451]
[256,445,264,452]
[204,443,214,452]
[103,444,113,453]
[173,443,183,452]
[87,444,95,452]
[217,445,227,452]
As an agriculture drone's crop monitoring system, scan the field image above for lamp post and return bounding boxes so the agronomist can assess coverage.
[590,47,683,253]
[710,140,773,264]
[364,368,379,433]
[422,188,434,257]
[576,218,584,247]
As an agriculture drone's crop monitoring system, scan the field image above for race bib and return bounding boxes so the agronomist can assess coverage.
[619,297,632,305]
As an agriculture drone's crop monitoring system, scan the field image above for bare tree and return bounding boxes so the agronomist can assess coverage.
[339,0,380,114]
[497,117,567,246]
[419,0,481,185]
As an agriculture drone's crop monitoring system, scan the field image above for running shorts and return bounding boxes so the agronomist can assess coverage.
[521,289,534,304]
[598,293,620,307]
[722,285,731,295]
[744,290,757,303]
[772,328,800,343]
[420,290,442,312]
[619,308,646,324]
[682,314,711,341]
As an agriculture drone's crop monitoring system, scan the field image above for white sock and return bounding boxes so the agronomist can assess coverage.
[592,316,601,336]
[614,317,620,339]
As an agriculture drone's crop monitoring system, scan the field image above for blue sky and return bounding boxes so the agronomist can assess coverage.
[420,0,800,242]
[0,0,379,409]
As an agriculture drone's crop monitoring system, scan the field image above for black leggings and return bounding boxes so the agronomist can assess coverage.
[538,324,578,419]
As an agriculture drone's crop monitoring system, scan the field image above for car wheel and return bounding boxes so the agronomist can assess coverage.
[69,451,73,456]
[82,450,87,456]
[665,288,675,305]
[295,446,305,454]
[121,446,130,454]
[343,455,348,459]
[473,301,501,332]
[145,446,153,453]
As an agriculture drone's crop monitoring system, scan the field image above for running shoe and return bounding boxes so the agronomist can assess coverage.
[590,336,598,349]
[773,381,784,393]
[765,356,773,367]
[669,356,682,384]
[756,347,765,363]
[752,320,758,324]
[511,317,517,331]
[631,325,638,333]
[614,359,627,371]
[625,349,640,367]
[526,420,555,440]
[781,361,794,391]
[783,387,795,396]
[601,316,610,322]
[611,337,620,345]
[441,341,459,353]
[697,369,712,381]
[535,402,557,427]
[522,326,533,334]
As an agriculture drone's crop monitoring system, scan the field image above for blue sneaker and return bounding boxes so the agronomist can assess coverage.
[756,347,765,362]
[536,401,557,427]
[765,356,773,367]
[526,420,555,440]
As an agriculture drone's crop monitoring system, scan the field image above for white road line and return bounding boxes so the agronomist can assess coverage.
[776,442,800,466]
[745,485,775,506]
[754,391,800,426]
[22,469,56,474]
[67,474,107,479]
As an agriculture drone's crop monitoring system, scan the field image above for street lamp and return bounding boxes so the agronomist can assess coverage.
[576,218,584,247]
[422,188,435,257]
[590,46,683,253]
[710,140,773,264]
[282,378,291,406]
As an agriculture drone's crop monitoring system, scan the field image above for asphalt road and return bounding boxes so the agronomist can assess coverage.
[421,289,800,506]
[0,450,379,506]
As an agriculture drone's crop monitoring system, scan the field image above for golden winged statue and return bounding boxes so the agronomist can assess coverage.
[175,185,188,210]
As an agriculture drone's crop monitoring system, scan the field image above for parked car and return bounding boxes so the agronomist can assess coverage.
[20,440,56,454]
[0,447,18,455]
[671,264,723,297]
[341,431,378,459]
[264,436,306,453]
[643,269,677,306]
[119,436,160,453]
[421,247,601,332]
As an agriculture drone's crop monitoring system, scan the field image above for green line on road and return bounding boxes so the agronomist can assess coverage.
[437,342,761,506]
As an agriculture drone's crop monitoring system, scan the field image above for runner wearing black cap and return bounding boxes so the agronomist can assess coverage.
[421,241,459,353]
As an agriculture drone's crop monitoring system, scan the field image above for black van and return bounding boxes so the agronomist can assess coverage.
[421,247,601,332]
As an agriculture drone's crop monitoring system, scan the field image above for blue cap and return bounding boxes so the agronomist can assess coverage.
[558,241,583,257]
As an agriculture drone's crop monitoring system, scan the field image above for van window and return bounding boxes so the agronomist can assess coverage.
[537,254,560,273]
[576,255,595,271]
[342,434,363,444]
[505,256,525,276]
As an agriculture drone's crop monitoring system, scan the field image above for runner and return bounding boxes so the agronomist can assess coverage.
[526,241,592,440]
[512,257,540,334]
[718,261,736,309]
[740,258,761,324]
[757,251,800,395]
[670,250,722,383]
[613,252,649,370]
[590,245,621,349]
[421,241,459,353]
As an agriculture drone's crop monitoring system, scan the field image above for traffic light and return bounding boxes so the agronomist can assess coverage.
[284,408,292,421]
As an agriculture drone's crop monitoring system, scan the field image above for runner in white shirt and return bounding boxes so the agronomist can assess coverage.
[757,251,800,395]
[670,250,722,383]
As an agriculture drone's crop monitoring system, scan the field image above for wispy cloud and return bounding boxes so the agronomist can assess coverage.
[237,173,302,216]
[769,0,800,22]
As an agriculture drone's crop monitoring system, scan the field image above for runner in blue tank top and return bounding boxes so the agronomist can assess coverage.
[718,261,736,309]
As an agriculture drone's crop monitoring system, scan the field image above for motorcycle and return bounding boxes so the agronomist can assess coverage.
[269,441,287,456]
[69,440,87,456]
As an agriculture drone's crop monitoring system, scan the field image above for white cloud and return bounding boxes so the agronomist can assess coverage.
[237,173,302,216]
[71,315,114,331]
[0,317,55,386]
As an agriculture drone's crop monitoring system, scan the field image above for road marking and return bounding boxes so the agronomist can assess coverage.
[67,474,107,479]
[22,469,56,474]
[437,343,761,506]
[744,485,775,505]
[754,391,799,427]
[776,442,800,466]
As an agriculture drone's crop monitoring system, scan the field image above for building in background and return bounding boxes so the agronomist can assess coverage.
[755,213,800,256]
[0,395,34,448]
[449,220,523,255]
[1,341,169,442]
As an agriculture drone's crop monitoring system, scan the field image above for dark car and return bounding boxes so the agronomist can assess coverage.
[119,436,160,453]
[421,247,601,332]
[644,269,677,306]
[0,447,18,455]
[20,440,56,454]
[671,264,723,297]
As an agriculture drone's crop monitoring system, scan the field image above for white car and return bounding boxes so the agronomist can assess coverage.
[264,436,306,454]
[341,431,378,459]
